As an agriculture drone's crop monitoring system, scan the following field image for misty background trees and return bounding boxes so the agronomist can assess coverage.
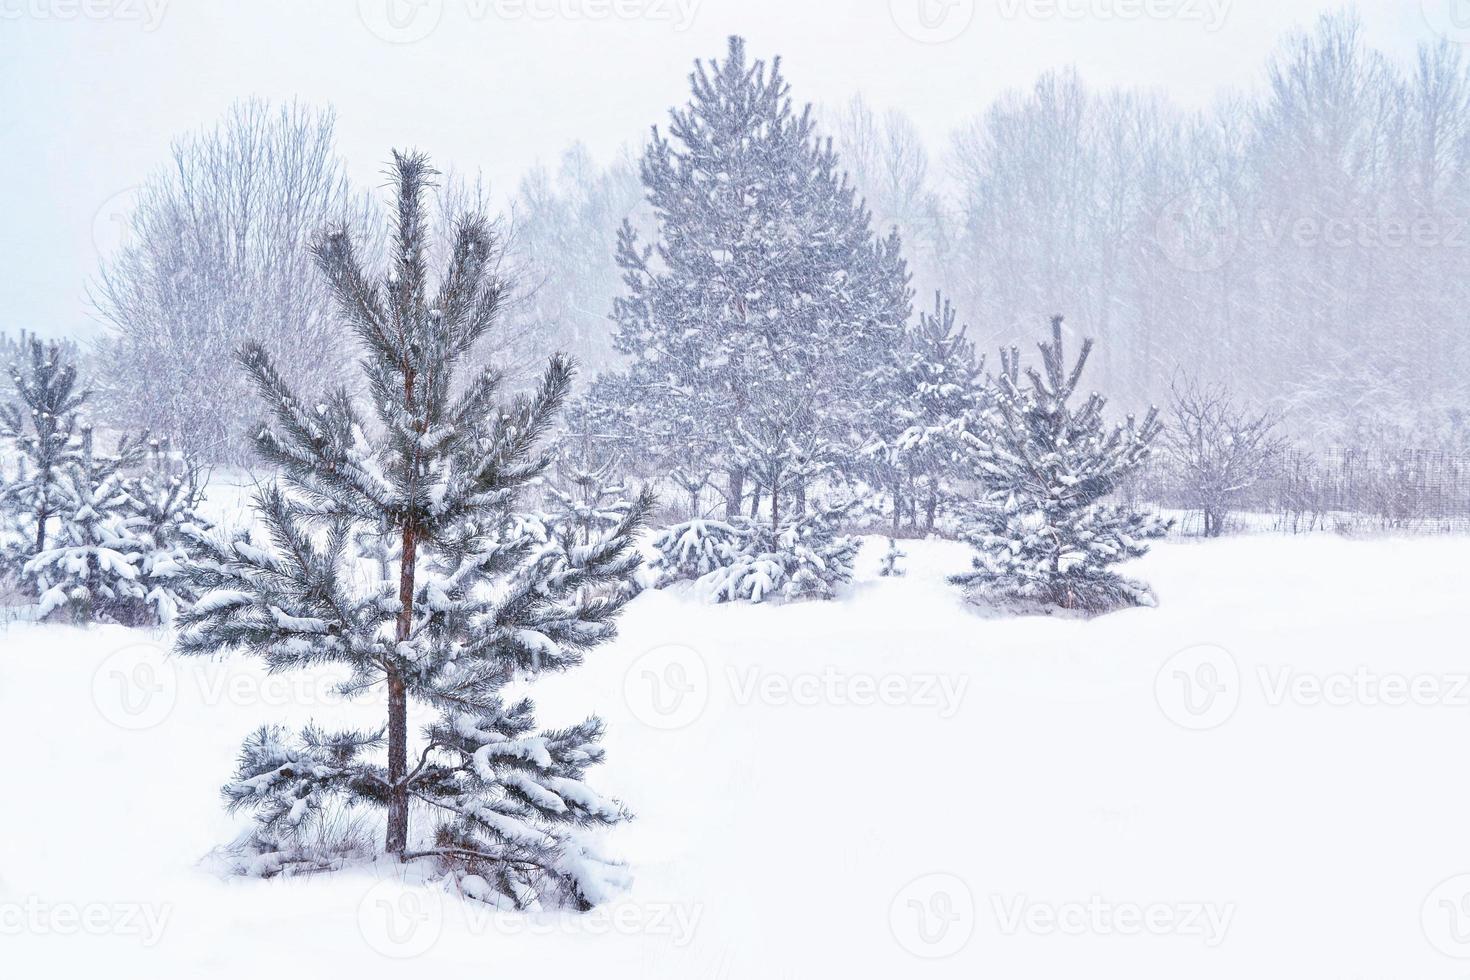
[0,4,1455,570]
[83,11,1470,470]
[92,100,373,463]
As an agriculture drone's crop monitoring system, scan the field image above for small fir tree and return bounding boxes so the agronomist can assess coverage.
[122,441,212,623]
[177,152,652,909]
[952,316,1169,614]
[878,537,906,577]
[651,500,860,604]
[894,293,988,533]
[546,427,631,551]
[22,426,147,623]
[860,291,986,534]
[2,342,203,624]
[2,338,87,562]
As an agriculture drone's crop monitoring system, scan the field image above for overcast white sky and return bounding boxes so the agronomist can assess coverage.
[0,0,1438,340]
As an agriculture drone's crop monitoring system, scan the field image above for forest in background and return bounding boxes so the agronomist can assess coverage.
[63,9,1470,466]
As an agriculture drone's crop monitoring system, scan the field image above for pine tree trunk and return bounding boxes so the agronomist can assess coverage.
[386,524,417,857]
[34,505,47,554]
[726,468,745,519]
[770,485,781,535]
[794,481,806,519]
[385,667,409,854]
[749,487,761,519]
[891,480,902,534]
[925,490,938,533]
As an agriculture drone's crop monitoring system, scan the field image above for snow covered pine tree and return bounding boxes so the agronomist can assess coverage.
[177,152,653,909]
[952,316,1169,614]
[545,425,633,552]
[893,293,988,533]
[122,442,212,623]
[2,339,203,624]
[860,291,986,534]
[608,36,908,602]
[2,337,86,566]
[22,426,148,623]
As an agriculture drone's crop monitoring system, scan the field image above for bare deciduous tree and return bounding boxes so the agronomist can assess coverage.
[1165,377,1288,537]
[506,143,646,371]
[91,99,371,463]
[829,96,953,302]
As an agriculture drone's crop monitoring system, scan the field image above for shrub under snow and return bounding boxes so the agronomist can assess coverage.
[651,504,859,604]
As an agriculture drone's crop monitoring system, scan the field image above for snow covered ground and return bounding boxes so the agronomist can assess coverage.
[4,532,1470,977]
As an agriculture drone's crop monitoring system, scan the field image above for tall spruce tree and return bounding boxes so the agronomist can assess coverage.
[177,152,651,908]
[608,35,911,523]
[952,316,1168,614]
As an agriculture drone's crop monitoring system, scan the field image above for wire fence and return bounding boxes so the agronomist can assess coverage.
[1121,447,1470,537]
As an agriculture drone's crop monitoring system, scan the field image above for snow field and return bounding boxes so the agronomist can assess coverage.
[3,533,1469,976]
